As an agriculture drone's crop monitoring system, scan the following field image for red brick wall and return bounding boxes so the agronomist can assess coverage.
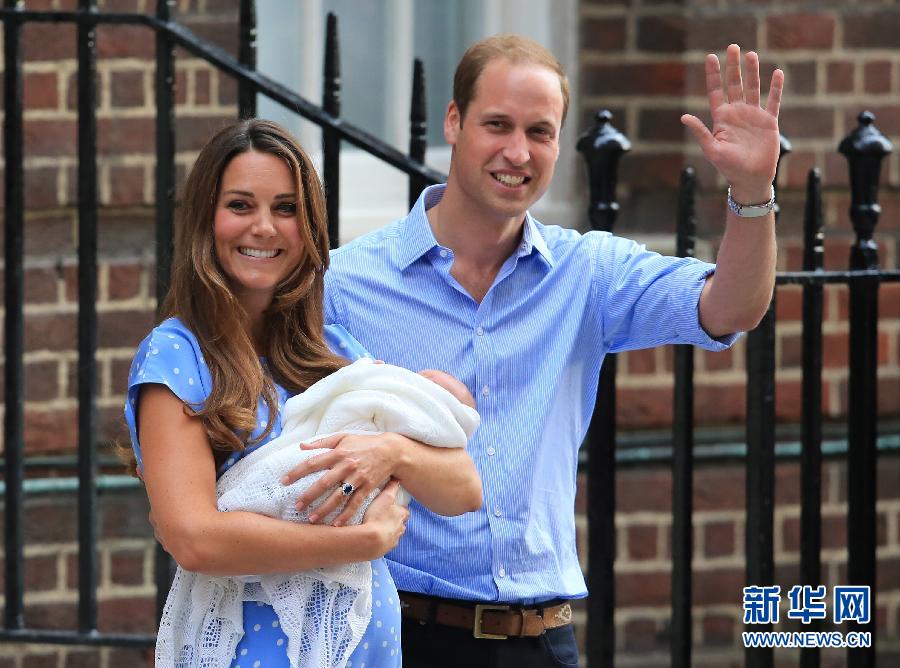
[0,1,897,663]
[2,2,896,454]
[580,0,900,430]
[2,456,896,665]
[1,0,239,455]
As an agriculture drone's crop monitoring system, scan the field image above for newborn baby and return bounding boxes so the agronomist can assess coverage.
[157,359,480,668]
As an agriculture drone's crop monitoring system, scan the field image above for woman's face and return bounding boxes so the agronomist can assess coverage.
[213,150,304,315]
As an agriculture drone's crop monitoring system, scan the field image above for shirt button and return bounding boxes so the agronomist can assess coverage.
[498,566,506,578]
[439,249,448,258]
[486,446,495,456]
[482,385,490,397]
[494,506,502,517]
[476,326,484,336]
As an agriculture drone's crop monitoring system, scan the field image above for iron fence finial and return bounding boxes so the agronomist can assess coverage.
[838,111,893,271]
[576,110,631,233]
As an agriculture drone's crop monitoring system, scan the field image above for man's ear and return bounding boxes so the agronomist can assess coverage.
[444,101,461,145]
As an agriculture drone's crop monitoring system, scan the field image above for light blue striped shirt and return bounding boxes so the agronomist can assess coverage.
[324,184,738,603]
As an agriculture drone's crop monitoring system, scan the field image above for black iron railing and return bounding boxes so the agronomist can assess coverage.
[1,2,898,665]
[1,0,442,650]
[577,110,897,667]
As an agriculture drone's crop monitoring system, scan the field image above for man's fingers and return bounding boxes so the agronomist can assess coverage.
[681,114,714,153]
[744,51,761,107]
[704,53,725,113]
[724,44,743,104]
[765,68,785,118]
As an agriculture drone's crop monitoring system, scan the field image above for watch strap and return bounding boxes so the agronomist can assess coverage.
[727,185,775,218]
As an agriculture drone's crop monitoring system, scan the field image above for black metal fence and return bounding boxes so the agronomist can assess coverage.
[1,2,898,666]
[577,110,898,667]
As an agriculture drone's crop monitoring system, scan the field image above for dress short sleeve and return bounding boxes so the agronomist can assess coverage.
[324,323,373,361]
[123,317,212,473]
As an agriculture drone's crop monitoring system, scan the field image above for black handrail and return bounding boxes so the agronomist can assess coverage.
[0,7,446,185]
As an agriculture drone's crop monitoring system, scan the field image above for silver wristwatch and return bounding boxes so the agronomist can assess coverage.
[727,185,775,218]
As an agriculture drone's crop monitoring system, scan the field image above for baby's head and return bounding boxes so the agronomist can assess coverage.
[418,369,476,409]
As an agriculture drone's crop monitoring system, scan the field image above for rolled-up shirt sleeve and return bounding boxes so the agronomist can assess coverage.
[590,232,741,353]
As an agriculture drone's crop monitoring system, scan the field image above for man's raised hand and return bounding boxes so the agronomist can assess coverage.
[681,44,784,204]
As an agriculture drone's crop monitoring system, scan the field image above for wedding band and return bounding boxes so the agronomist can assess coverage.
[340,482,355,496]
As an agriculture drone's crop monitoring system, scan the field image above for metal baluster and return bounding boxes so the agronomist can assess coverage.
[744,134,789,668]
[408,58,427,211]
[800,168,824,668]
[840,111,891,668]
[238,0,256,119]
[577,110,630,668]
[3,0,26,632]
[76,0,99,634]
[322,12,341,248]
[154,0,178,622]
[671,167,696,668]
[744,300,776,668]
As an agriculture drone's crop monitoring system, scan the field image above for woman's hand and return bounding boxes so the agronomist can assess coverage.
[359,480,410,555]
[282,432,406,526]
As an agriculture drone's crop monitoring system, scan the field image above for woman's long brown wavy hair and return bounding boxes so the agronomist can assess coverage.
[161,119,347,457]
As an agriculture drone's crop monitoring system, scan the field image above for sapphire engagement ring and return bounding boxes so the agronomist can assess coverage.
[340,482,355,496]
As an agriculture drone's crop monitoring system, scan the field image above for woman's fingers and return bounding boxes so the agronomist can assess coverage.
[281,449,336,488]
[299,432,344,451]
[307,481,354,523]
[332,477,393,526]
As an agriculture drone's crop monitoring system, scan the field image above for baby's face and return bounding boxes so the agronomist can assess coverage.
[418,369,477,409]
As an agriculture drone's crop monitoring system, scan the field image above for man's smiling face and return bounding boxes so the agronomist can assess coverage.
[444,58,564,224]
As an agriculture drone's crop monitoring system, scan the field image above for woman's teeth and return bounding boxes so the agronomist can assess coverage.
[239,247,279,258]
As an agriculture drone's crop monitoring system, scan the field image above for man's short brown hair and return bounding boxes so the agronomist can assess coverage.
[453,33,570,126]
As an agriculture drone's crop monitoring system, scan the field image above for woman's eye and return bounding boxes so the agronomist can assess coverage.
[276,202,297,215]
[226,200,249,212]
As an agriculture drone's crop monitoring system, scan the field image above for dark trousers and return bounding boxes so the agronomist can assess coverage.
[401,616,579,668]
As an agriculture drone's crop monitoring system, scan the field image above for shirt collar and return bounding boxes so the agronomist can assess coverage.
[397,184,444,271]
[521,212,555,267]
[397,183,556,270]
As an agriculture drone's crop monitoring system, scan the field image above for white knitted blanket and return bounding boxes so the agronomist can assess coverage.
[155,359,480,668]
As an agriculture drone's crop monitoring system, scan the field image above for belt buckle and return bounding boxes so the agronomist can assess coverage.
[473,604,510,639]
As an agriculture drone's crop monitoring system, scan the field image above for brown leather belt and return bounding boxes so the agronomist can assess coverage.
[398,592,573,640]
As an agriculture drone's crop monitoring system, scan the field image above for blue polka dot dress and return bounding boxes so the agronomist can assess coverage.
[124,317,402,667]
